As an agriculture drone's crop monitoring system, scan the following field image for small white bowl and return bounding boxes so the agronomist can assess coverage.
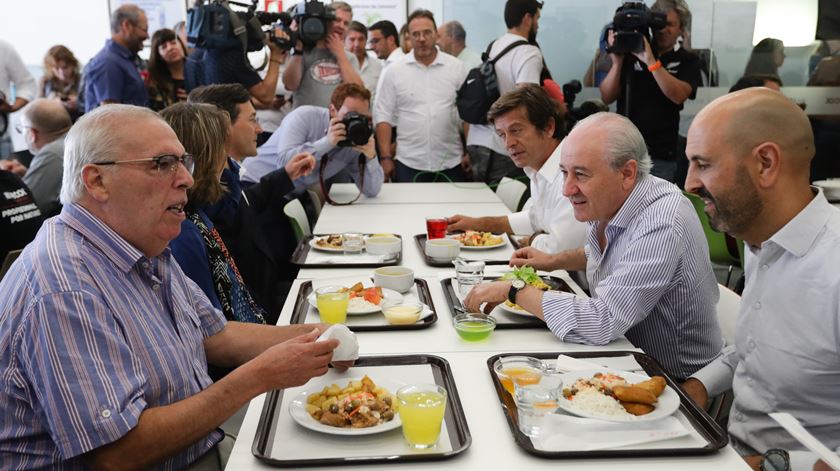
[814,179,840,201]
[365,236,401,255]
[382,301,423,325]
[425,238,460,260]
[373,266,415,293]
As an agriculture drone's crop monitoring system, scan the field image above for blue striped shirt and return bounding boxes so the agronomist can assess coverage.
[542,175,724,378]
[0,203,226,470]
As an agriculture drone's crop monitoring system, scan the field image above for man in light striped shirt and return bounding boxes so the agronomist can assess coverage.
[0,105,343,470]
[465,112,723,379]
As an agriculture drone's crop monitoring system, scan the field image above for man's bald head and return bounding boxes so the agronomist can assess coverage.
[23,98,72,139]
[694,88,814,175]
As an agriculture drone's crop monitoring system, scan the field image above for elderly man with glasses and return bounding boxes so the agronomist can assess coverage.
[84,3,150,111]
[0,104,345,470]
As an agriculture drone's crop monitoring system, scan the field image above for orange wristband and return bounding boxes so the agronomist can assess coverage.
[647,60,663,72]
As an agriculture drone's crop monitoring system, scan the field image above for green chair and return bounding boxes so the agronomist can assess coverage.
[284,198,311,243]
[683,191,742,267]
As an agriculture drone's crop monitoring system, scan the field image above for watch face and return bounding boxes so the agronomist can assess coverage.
[761,450,790,471]
[512,279,525,289]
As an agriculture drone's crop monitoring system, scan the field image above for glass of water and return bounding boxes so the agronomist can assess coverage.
[514,382,561,437]
[454,260,485,297]
[342,233,364,255]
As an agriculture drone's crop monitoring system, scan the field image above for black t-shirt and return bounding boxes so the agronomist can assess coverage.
[197,47,262,90]
[0,170,43,262]
[617,48,701,161]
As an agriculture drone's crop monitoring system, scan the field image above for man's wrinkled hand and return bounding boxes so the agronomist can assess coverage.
[285,152,316,180]
[256,328,338,391]
[446,214,476,233]
[509,247,554,271]
[463,281,511,315]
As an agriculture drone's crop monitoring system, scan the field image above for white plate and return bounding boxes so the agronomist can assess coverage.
[309,236,345,252]
[555,369,680,423]
[308,287,403,315]
[449,233,507,250]
[497,301,534,317]
[288,379,402,436]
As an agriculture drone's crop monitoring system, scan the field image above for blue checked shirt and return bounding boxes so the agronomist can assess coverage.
[0,203,226,470]
[542,175,724,379]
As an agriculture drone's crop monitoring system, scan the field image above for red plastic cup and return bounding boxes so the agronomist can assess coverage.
[426,217,447,240]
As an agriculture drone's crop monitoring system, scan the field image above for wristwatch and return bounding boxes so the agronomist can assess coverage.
[760,449,790,471]
[507,279,526,304]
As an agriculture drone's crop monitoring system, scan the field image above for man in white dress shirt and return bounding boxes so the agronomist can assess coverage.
[368,21,404,69]
[0,40,37,158]
[681,88,840,471]
[374,9,469,182]
[345,21,382,98]
[448,85,586,253]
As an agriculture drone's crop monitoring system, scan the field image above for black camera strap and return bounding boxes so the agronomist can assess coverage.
[319,151,366,206]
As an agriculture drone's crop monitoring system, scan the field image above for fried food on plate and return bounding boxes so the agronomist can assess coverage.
[612,385,658,405]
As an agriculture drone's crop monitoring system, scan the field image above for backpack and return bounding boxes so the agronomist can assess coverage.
[456,39,529,125]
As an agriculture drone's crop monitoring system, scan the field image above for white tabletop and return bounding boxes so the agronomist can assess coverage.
[226,183,749,471]
[329,182,501,205]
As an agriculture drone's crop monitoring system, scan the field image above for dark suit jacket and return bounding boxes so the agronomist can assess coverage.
[207,159,299,324]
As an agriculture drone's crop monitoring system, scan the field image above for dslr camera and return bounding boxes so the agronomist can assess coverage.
[605,2,667,54]
[337,112,373,147]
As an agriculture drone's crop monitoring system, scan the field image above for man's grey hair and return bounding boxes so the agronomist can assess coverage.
[60,105,163,204]
[572,112,653,177]
[331,1,352,16]
[443,21,466,43]
[111,4,144,33]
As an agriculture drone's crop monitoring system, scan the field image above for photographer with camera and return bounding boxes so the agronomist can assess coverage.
[241,83,382,199]
[599,0,700,182]
[282,1,363,110]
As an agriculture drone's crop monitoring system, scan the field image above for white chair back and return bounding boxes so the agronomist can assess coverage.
[495,177,528,212]
[283,199,311,243]
[716,284,741,346]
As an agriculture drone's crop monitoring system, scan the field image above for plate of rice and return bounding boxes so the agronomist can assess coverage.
[555,369,680,422]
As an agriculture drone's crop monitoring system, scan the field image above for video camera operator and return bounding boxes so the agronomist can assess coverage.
[599,0,700,182]
[282,1,363,109]
[184,0,290,105]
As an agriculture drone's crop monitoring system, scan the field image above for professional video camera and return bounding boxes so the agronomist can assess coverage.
[337,112,373,147]
[605,2,667,54]
[187,0,335,53]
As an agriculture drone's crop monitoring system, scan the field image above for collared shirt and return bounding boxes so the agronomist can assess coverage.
[84,39,148,111]
[23,134,65,215]
[541,175,724,379]
[692,189,840,465]
[242,106,383,197]
[0,39,37,103]
[506,141,586,252]
[0,203,226,470]
[466,33,543,154]
[358,52,383,98]
[383,48,405,68]
[374,50,468,172]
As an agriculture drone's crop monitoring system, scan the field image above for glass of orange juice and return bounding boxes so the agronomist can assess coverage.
[315,286,349,324]
[396,384,447,449]
[493,356,545,395]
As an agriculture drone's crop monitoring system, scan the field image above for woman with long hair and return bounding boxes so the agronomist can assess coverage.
[40,45,81,120]
[147,28,188,111]
[744,37,785,79]
[161,102,268,324]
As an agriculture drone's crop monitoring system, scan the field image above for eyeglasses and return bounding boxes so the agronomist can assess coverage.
[14,123,32,134]
[93,153,195,176]
[410,29,434,40]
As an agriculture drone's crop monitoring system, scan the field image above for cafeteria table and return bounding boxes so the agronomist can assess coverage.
[328,182,502,205]
[225,182,750,470]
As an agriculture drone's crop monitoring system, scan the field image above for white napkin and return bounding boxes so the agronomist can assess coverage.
[532,414,689,451]
[770,413,840,471]
[310,253,394,264]
[317,324,359,361]
[556,354,644,373]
